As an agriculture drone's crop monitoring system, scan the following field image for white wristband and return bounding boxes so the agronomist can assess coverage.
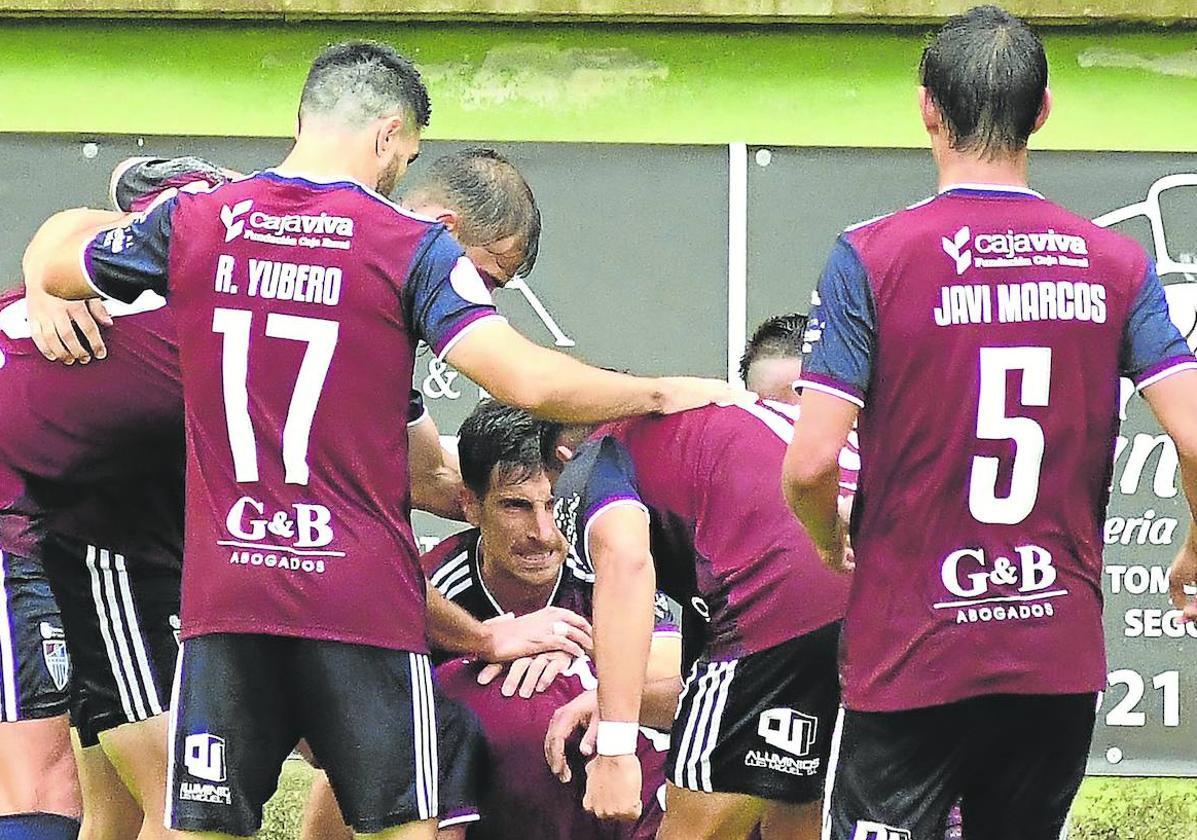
[596,721,639,756]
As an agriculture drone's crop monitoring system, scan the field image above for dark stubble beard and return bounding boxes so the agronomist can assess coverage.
[375,153,403,197]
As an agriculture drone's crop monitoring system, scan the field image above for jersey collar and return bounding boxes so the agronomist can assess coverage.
[475,534,565,617]
[939,182,1045,200]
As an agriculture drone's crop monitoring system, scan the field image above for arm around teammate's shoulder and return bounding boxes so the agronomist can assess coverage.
[444,317,745,422]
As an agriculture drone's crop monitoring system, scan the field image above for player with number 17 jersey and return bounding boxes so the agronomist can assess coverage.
[82,172,501,651]
[80,170,503,835]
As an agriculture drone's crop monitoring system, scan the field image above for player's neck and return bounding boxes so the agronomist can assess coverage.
[275,135,379,191]
[478,548,556,616]
[936,149,1030,192]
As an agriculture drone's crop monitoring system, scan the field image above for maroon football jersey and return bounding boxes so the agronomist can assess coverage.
[436,655,667,840]
[0,290,183,564]
[555,402,850,661]
[83,172,503,650]
[801,184,1197,711]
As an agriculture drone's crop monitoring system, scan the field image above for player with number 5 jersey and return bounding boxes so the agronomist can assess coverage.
[785,8,1197,840]
[22,41,744,840]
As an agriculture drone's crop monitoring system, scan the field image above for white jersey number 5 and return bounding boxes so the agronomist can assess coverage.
[969,346,1051,525]
[212,307,339,486]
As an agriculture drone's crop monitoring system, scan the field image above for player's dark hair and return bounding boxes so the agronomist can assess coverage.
[537,420,566,471]
[458,400,545,498]
[920,6,1047,158]
[299,41,431,131]
[403,148,541,278]
[739,313,808,384]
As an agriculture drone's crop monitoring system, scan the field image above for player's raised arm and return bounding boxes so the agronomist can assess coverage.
[24,199,175,363]
[449,316,743,421]
[22,208,130,363]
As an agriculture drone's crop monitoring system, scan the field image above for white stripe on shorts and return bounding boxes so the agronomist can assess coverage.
[821,706,846,840]
[86,546,137,721]
[0,551,18,722]
[409,651,439,821]
[672,660,737,793]
[114,553,163,716]
[697,661,736,791]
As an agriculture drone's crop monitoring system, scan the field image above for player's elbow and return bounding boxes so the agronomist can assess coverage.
[782,446,839,505]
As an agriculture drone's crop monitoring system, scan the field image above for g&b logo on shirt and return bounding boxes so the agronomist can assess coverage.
[852,822,911,840]
[935,544,1068,625]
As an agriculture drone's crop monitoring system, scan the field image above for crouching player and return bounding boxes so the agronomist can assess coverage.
[302,400,680,840]
[541,395,851,840]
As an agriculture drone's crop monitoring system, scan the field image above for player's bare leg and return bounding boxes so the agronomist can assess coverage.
[99,714,175,840]
[758,799,822,840]
[73,731,143,840]
[0,715,82,825]
[656,784,763,840]
[298,771,352,840]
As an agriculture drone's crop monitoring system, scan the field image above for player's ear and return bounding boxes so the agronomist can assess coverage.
[918,86,942,137]
[437,209,460,234]
[461,487,483,527]
[374,115,406,160]
[1032,88,1052,134]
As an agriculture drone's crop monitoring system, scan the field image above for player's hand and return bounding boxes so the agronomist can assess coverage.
[583,754,642,822]
[656,376,756,415]
[482,606,593,662]
[818,518,855,574]
[477,650,572,698]
[545,688,599,783]
[26,289,111,365]
[1168,528,1197,623]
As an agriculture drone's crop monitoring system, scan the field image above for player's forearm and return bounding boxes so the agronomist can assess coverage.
[410,466,465,520]
[425,583,491,657]
[782,453,841,551]
[640,676,683,730]
[501,351,667,422]
[24,209,124,301]
[593,548,655,726]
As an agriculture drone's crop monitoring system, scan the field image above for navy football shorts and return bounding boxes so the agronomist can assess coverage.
[668,620,841,804]
[41,532,179,739]
[824,692,1095,840]
[0,549,71,722]
[167,633,485,836]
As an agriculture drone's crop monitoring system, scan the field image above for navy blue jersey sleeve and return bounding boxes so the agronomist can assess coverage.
[402,228,503,359]
[553,437,647,576]
[796,235,877,407]
[1120,260,1197,389]
[82,196,177,303]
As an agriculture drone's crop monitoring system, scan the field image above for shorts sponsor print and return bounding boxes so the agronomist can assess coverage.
[668,621,840,804]
[167,634,483,836]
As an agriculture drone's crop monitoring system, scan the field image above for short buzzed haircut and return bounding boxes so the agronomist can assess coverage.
[299,41,432,131]
[920,6,1048,158]
[739,313,807,384]
[403,148,542,278]
[458,400,545,499]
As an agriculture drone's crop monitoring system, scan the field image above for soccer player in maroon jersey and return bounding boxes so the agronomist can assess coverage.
[784,8,1197,840]
[739,313,807,404]
[542,401,851,840]
[299,399,679,840]
[23,42,740,839]
[3,150,585,840]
